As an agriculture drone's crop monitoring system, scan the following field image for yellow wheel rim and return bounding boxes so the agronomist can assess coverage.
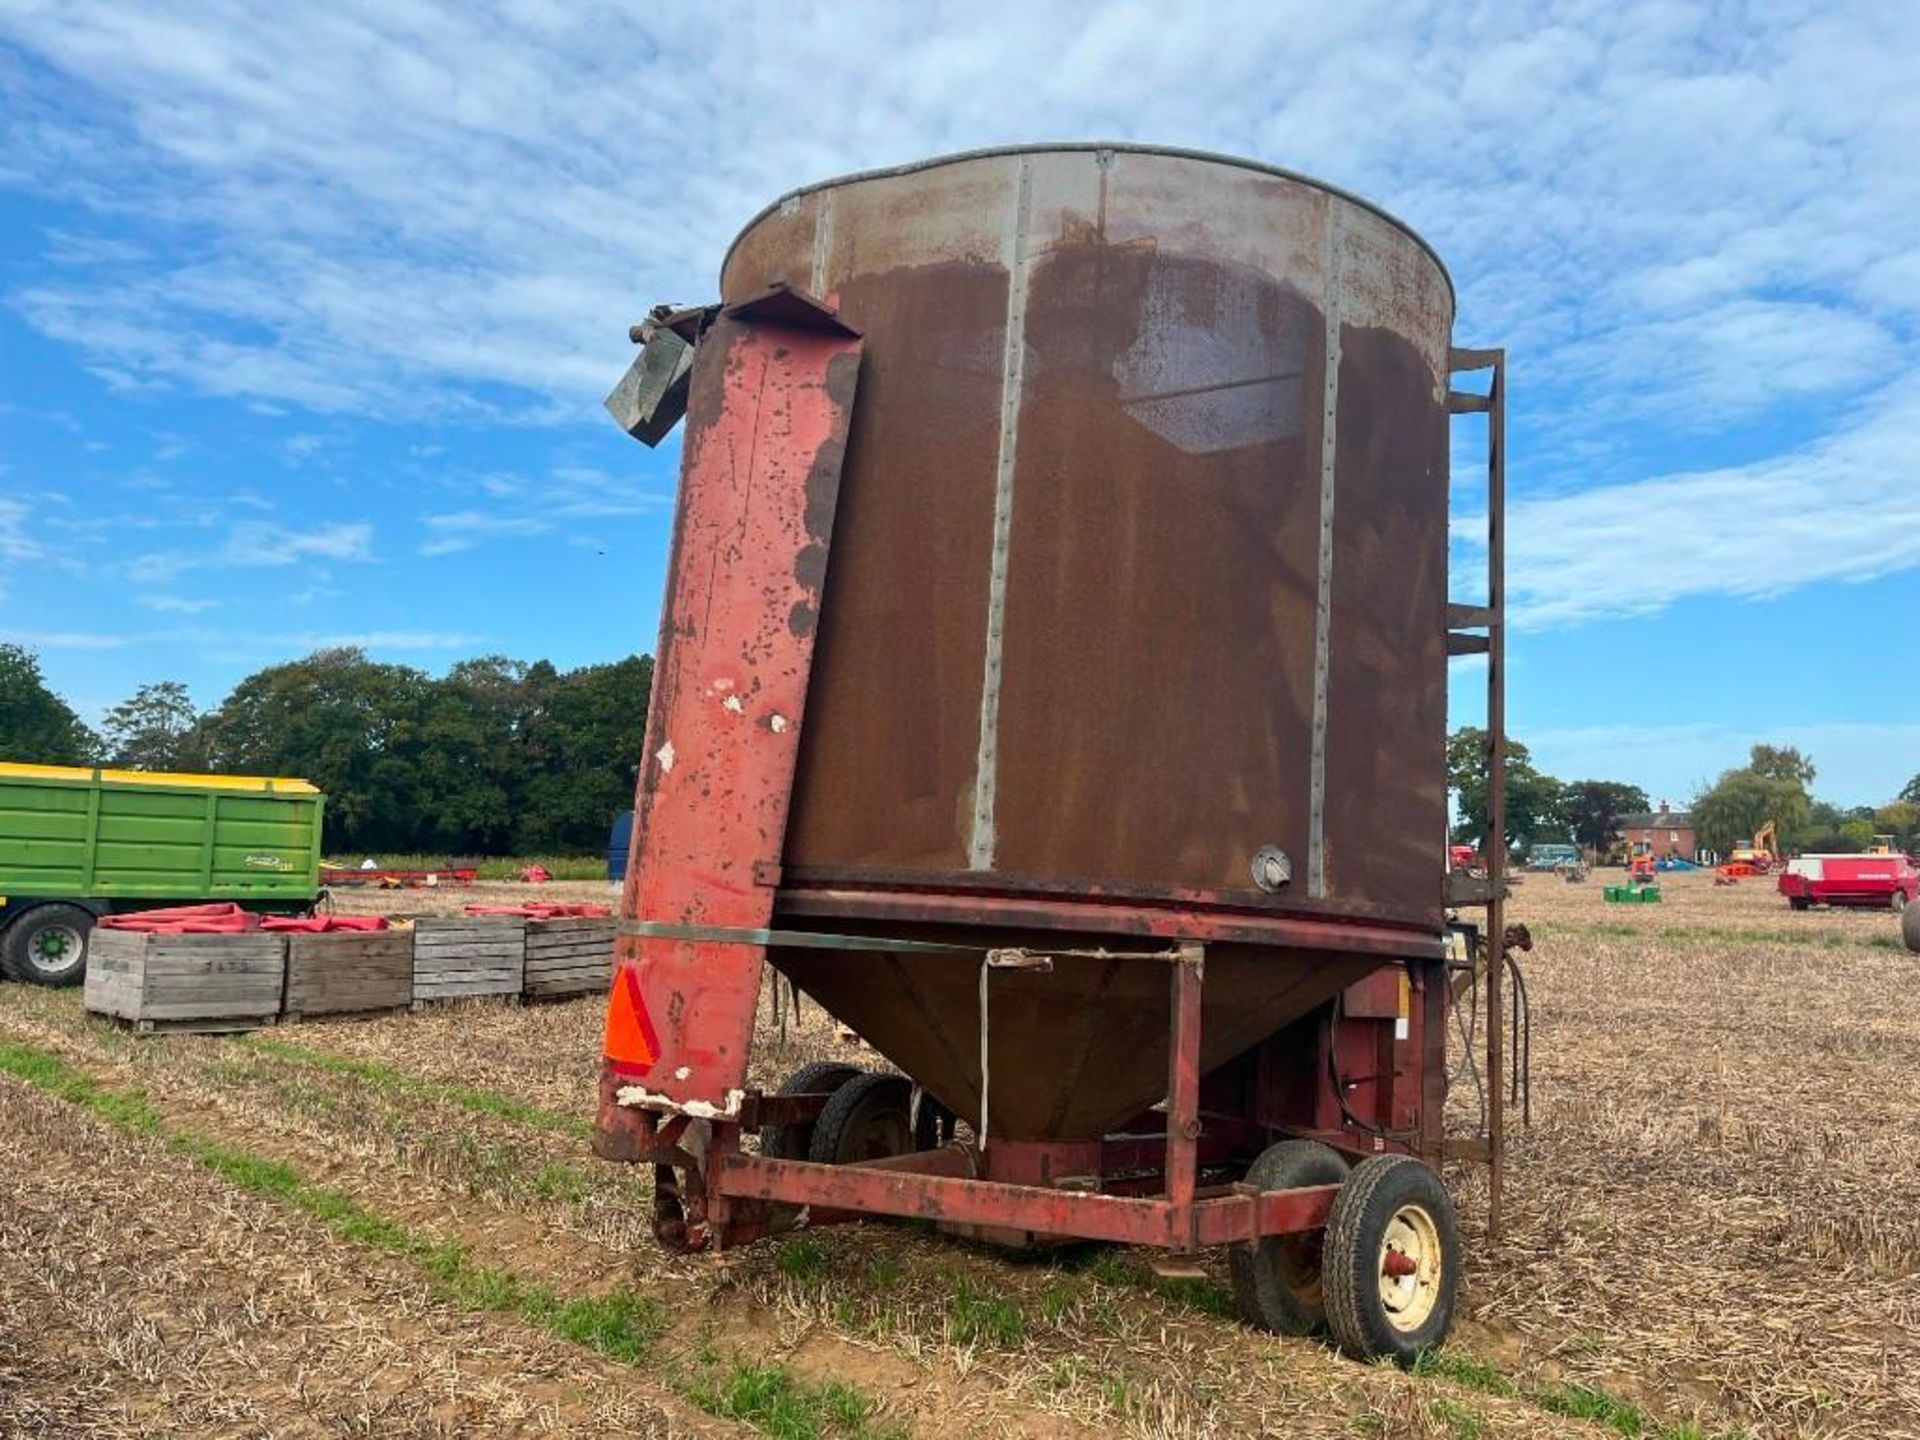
[1378,1202,1443,1331]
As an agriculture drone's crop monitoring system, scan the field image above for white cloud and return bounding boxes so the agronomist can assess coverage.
[225,520,372,565]
[280,432,326,464]
[8,630,128,649]
[1485,372,1920,629]
[0,498,43,563]
[1,3,1919,625]
[135,593,221,614]
[0,497,94,597]
[414,467,668,556]
[124,520,374,583]
[418,509,550,556]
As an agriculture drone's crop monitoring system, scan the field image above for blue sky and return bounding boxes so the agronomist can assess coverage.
[2,2,1917,807]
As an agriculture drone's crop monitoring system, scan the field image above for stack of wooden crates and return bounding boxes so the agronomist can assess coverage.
[82,908,617,1031]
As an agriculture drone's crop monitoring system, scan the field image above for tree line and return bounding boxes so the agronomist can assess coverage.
[1,643,650,856]
[8,642,1911,862]
[1447,725,1920,856]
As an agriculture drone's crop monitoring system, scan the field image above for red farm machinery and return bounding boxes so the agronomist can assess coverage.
[593,145,1523,1363]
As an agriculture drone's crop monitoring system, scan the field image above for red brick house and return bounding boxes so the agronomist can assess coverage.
[1616,804,1697,859]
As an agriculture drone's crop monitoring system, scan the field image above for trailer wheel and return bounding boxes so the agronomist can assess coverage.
[1228,1139,1350,1335]
[1903,899,1920,955]
[1,903,94,987]
[1322,1155,1459,1364]
[1892,890,1908,914]
[759,1061,865,1159]
[1788,897,1811,912]
[809,1071,916,1165]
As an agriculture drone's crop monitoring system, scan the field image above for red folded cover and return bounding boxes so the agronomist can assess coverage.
[461,902,612,919]
[260,914,389,933]
[99,903,260,933]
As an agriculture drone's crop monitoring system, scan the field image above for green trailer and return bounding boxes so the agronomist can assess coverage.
[0,762,324,987]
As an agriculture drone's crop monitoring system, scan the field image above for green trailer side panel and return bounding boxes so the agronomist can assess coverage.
[0,769,323,904]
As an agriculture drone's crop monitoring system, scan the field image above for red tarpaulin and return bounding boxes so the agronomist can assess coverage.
[260,914,390,933]
[99,904,388,934]
[99,903,258,934]
[463,902,611,919]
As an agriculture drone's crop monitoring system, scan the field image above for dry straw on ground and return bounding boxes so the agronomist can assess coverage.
[1,870,1914,1436]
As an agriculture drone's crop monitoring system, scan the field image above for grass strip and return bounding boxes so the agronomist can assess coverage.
[0,1040,663,1358]
[1411,1348,1751,1440]
[243,1035,593,1138]
[326,853,611,882]
[5,1036,1745,1440]
[0,1035,898,1436]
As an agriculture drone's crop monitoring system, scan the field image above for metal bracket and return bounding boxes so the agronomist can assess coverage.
[724,281,862,336]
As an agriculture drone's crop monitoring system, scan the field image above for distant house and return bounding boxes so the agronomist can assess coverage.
[1617,804,1697,858]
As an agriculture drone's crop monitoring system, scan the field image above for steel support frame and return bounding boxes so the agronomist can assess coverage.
[709,942,1338,1250]
[604,887,1449,1250]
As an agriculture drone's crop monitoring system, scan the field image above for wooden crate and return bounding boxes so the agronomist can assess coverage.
[282,930,413,1019]
[523,916,615,1000]
[84,927,285,1033]
[411,916,525,1004]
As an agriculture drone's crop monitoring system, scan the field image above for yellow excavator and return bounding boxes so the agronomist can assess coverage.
[1727,820,1781,873]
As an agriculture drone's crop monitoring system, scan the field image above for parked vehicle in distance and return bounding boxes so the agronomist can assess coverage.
[607,809,635,883]
[1778,853,1920,912]
[0,763,322,986]
[1526,843,1580,871]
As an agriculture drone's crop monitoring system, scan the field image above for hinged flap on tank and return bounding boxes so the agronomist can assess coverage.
[605,304,706,446]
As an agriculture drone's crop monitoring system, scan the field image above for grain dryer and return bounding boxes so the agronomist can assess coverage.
[596,145,1516,1361]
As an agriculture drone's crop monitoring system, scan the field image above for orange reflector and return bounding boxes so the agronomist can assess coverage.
[604,964,661,1070]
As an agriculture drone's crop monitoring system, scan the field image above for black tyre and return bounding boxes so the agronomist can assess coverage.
[759,1061,865,1159]
[1903,898,1920,955]
[1788,897,1811,912]
[1891,889,1908,915]
[1,904,94,987]
[1322,1155,1460,1363]
[809,1071,917,1165]
[1229,1140,1350,1335]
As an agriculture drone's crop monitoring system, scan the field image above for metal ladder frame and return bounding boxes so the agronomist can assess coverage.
[1444,346,1510,1239]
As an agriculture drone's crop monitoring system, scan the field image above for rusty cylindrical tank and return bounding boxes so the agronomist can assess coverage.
[722,145,1454,1142]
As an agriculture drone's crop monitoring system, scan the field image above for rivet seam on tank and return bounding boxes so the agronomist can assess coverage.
[967,153,1035,871]
[1307,205,1344,899]
[808,191,835,298]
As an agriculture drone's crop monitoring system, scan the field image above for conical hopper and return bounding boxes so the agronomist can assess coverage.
[772,941,1385,1141]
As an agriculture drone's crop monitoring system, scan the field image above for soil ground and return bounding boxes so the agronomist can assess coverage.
[1,870,1913,1437]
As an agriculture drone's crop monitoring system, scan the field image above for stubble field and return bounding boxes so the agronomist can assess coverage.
[1,871,1914,1438]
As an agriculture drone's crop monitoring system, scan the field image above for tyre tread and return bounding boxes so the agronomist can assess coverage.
[0,903,93,988]
[1228,1140,1349,1335]
[758,1061,864,1159]
[1322,1154,1459,1363]
[809,1071,913,1165]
